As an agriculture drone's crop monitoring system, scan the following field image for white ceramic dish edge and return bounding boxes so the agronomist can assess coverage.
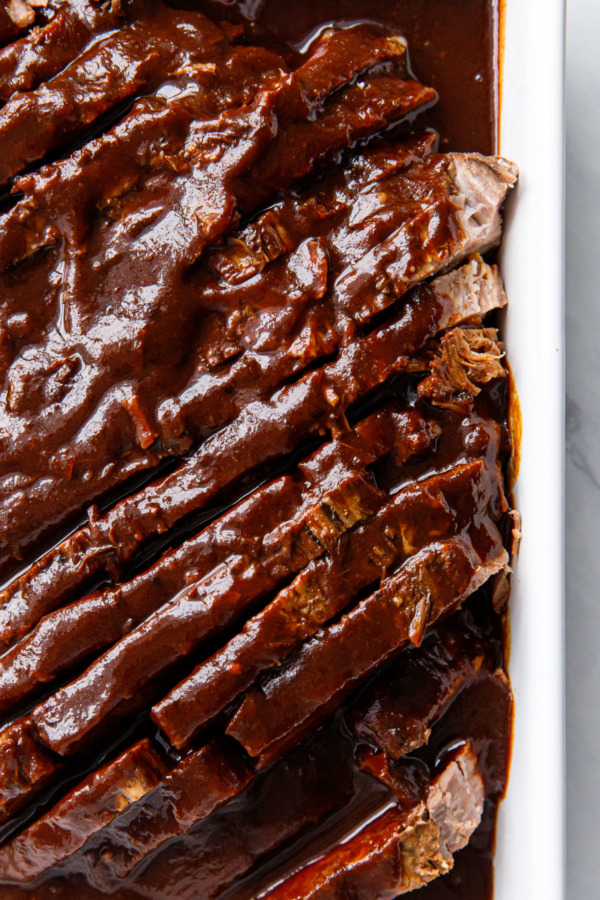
[494,1,566,898]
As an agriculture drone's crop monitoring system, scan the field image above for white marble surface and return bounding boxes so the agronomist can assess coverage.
[566,1,600,896]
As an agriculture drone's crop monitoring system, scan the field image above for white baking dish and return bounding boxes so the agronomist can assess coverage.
[494,0,566,897]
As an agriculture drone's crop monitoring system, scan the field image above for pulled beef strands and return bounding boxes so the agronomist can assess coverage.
[418,325,506,410]
[0,408,437,713]
[227,532,509,761]
[0,257,506,652]
[349,617,493,759]
[0,46,434,574]
[153,458,503,749]
[0,716,58,825]
[259,744,484,900]
[0,738,167,883]
[0,0,124,103]
[30,463,383,756]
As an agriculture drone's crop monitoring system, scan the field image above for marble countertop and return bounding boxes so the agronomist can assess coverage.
[565,0,599,896]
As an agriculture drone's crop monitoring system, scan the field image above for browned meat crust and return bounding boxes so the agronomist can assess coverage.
[0,257,505,652]
[259,744,485,899]
[0,717,58,826]
[0,408,436,714]
[153,458,503,749]
[227,534,508,761]
[0,738,167,882]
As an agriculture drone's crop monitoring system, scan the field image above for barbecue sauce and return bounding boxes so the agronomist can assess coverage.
[175,0,498,155]
[0,1,511,898]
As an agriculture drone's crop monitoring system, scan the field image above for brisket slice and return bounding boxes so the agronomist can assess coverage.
[0,1,122,103]
[349,618,491,759]
[0,2,254,184]
[425,668,513,797]
[0,478,305,711]
[227,533,508,760]
[0,409,435,714]
[0,716,58,826]
[0,738,167,882]
[286,25,409,102]
[355,665,513,798]
[260,744,484,899]
[0,257,503,651]
[333,154,517,326]
[153,458,503,749]
[205,132,437,286]
[110,725,357,900]
[238,72,435,206]
[256,23,412,134]
[0,0,34,43]
[0,79,434,575]
[79,740,252,886]
[31,469,381,755]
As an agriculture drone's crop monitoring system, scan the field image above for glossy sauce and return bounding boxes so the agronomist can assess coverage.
[172,9,505,899]
[176,0,498,154]
[0,1,510,898]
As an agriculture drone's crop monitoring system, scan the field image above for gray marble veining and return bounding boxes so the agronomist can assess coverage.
[566,1,600,897]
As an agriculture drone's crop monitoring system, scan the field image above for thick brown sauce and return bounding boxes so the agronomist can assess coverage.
[176,0,498,155]
[170,6,504,900]
[0,1,508,898]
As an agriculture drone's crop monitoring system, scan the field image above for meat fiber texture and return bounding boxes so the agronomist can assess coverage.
[0,4,518,896]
